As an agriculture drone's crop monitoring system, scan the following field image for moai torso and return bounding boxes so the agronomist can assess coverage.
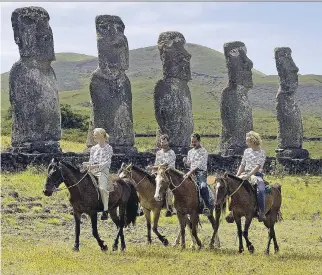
[219,41,254,156]
[9,7,61,151]
[154,31,193,153]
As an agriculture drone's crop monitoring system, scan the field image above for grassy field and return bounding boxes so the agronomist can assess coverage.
[1,167,322,275]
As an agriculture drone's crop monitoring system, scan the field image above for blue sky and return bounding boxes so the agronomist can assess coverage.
[1,2,321,75]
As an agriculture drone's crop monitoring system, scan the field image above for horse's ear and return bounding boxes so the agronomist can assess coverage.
[52,158,58,164]
[223,171,228,179]
[121,162,125,169]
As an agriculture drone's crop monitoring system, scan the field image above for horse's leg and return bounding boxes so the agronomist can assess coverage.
[73,213,81,251]
[143,207,152,245]
[90,212,108,251]
[152,208,168,246]
[119,203,126,251]
[187,217,197,249]
[172,228,181,247]
[177,212,187,250]
[190,212,202,250]
[271,224,279,253]
[243,216,254,253]
[235,216,244,253]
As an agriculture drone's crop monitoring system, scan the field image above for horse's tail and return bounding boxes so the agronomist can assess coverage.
[276,184,283,222]
[125,183,139,227]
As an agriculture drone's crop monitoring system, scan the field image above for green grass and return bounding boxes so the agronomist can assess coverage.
[1,169,322,275]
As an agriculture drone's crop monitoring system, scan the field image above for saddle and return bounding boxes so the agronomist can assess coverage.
[191,176,214,214]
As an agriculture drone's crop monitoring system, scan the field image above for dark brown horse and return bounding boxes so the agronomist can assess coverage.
[43,158,139,252]
[214,173,282,254]
[118,163,169,246]
[154,165,221,250]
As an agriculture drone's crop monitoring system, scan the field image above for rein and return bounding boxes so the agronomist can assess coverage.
[227,180,245,198]
[123,165,147,187]
[54,166,88,192]
[166,170,188,191]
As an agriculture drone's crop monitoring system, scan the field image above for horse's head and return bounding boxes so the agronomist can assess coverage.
[43,158,65,196]
[118,162,133,179]
[154,164,170,201]
[214,173,229,207]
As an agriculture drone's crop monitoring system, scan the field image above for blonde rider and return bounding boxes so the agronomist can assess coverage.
[83,128,113,221]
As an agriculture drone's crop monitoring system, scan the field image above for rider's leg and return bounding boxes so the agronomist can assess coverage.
[98,172,110,221]
[256,176,266,222]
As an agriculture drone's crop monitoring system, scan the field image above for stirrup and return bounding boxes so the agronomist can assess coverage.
[203,208,210,216]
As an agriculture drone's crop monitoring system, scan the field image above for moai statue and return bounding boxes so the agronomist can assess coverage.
[219,41,254,156]
[85,100,95,151]
[154,31,194,154]
[275,47,309,159]
[9,7,61,153]
[89,15,136,154]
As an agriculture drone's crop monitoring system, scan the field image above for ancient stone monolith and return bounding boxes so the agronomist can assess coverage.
[9,7,61,153]
[219,41,254,156]
[274,47,309,159]
[89,15,136,154]
[154,31,193,154]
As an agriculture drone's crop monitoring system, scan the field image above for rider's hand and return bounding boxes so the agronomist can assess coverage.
[240,174,250,180]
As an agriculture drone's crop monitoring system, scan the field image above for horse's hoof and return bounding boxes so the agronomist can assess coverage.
[112,245,118,252]
[181,245,186,250]
[121,246,126,252]
[209,244,215,250]
[72,246,79,252]
[101,245,108,251]
[198,245,203,251]
[172,242,179,247]
[239,248,244,253]
[162,239,169,246]
[248,244,255,254]
[275,247,279,253]
[265,249,270,255]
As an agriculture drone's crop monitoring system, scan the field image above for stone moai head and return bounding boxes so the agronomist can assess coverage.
[11,6,55,61]
[224,41,253,89]
[95,15,129,72]
[157,31,191,80]
[275,47,299,92]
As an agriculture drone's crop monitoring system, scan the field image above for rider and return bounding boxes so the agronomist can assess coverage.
[151,134,176,217]
[226,131,267,222]
[83,128,113,221]
[183,133,211,216]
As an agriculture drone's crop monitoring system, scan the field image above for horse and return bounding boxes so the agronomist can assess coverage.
[118,163,198,248]
[214,173,282,254]
[118,163,170,246]
[43,158,139,252]
[154,164,221,250]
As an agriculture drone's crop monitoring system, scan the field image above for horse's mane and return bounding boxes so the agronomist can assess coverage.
[226,173,254,195]
[131,165,156,184]
[166,167,185,177]
[60,160,83,175]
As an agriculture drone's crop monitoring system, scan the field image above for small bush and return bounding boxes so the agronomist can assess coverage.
[60,104,88,131]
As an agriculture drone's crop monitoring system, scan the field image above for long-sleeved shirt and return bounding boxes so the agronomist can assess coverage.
[241,148,266,173]
[154,149,176,168]
[89,143,113,170]
[187,146,208,172]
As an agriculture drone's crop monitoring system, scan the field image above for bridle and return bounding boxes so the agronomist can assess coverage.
[121,164,147,187]
[48,162,88,192]
[160,168,189,192]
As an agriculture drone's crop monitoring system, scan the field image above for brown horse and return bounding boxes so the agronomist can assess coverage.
[43,158,139,252]
[118,163,169,246]
[154,165,221,250]
[214,173,282,254]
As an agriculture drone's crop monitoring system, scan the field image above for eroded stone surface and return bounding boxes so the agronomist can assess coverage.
[9,6,61,153]
[89,15,135,153]
[219,41,253,156]
[275,47,309,159]
[154,32,193,153]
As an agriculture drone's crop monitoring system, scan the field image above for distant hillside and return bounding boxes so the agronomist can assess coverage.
[1,43,322,118]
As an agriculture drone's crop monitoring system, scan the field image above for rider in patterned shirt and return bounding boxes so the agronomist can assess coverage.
[183,133,211,216]
[83,128,113,221]
[226,131,267,223]
[151,134,176,217]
